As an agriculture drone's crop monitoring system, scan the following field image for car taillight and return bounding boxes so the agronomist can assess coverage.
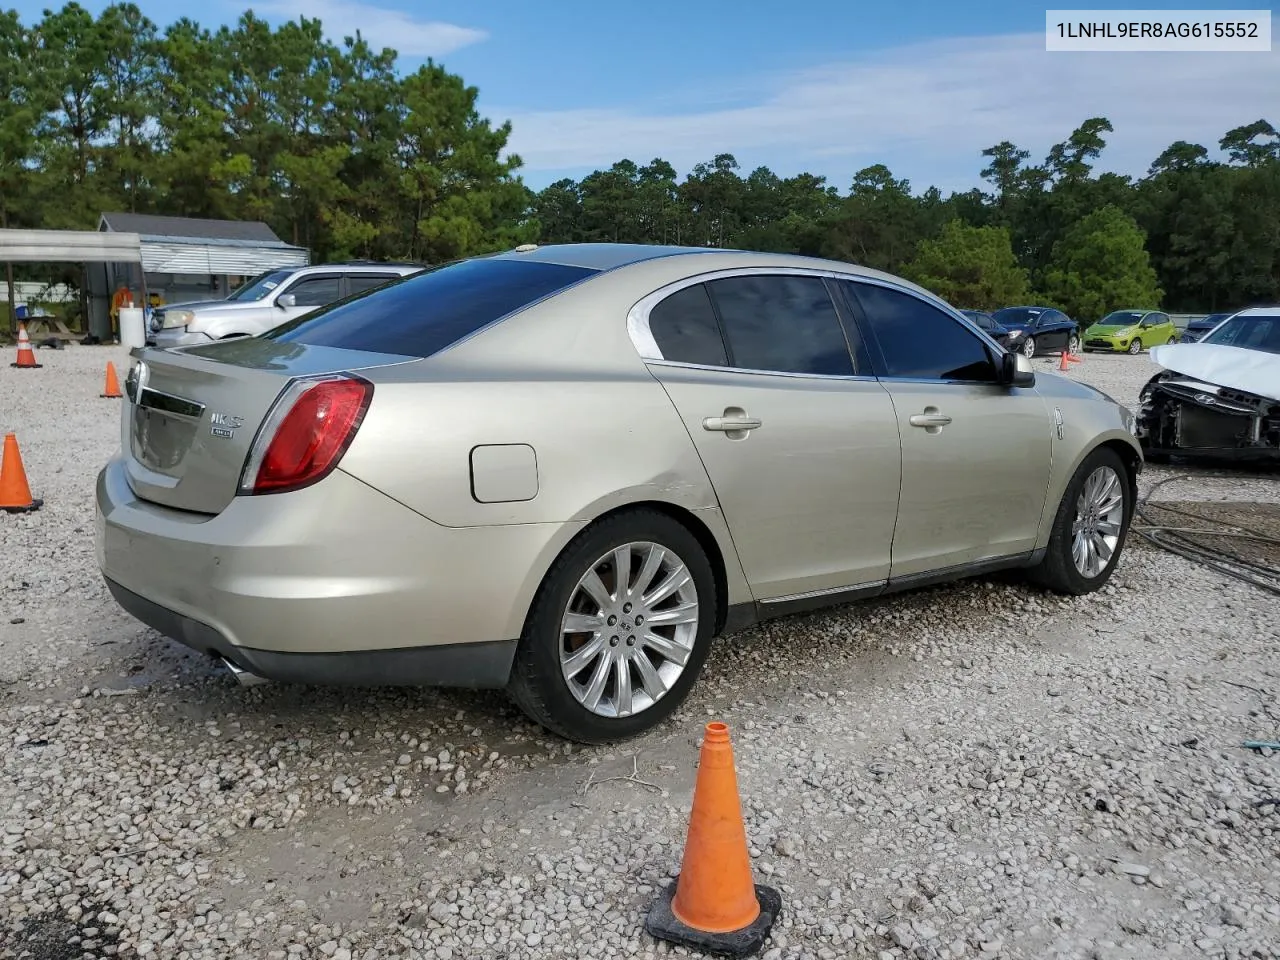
[239,374,373,496]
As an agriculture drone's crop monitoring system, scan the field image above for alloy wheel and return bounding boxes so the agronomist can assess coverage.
[1071,465,1124,578]
[1128,339,1142,355]
[1021,337,1036,358]
[559,542,699,718]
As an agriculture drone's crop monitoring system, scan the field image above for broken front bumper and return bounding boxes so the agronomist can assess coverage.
[1136,374,1280,461]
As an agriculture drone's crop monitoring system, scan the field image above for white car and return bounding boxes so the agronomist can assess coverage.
[1137,307,1280,463]
[148,263,424,347]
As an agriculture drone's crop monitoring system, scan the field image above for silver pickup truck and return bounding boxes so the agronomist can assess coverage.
[148,262,424,347]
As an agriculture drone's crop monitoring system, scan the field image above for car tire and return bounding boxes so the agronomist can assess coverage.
[1028,446,1134,596]
[1021,337,1036,358]
[1127,339,1142,355]
[507,509,718,744]
[1067,333,1081,355]
[1166,336,1177,345]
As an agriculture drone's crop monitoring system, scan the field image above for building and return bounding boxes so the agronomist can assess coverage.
[95,213,310,308]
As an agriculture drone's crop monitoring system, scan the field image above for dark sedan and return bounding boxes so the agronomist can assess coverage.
[991,306,1080,359]
[1180,312,1233,343]
[960,310,1012,348]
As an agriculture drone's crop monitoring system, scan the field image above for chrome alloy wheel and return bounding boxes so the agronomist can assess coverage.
[1021,336,1036,358]
[1071,465,1124,577]
[560,542,699,718]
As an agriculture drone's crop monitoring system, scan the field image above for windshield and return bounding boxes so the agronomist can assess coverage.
[228,270,295,302]
[991,307,1042,327]
[1200,314,1280,356]
[1097,311,1145,326]
[266,257,598,358]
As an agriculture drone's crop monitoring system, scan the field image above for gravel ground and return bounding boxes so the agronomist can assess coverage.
[2,343,1278,960]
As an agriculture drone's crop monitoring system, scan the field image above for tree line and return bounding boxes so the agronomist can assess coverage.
[2,3,1278,322]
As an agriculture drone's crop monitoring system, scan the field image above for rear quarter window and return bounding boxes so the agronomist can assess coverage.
[266,258,598,358]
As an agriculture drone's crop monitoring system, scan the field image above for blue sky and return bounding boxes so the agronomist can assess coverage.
[13,0,1280,193]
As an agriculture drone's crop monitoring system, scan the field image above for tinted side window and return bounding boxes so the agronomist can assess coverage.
[346,273,402,295]
[648,284,728,367]
[845,282,998,382]
[268,259,597,358]
[286,276,342,307]
[705,275,854,376]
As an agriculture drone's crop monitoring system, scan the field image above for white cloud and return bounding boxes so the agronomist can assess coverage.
[498,34,1280,189]
[256,0,487,57]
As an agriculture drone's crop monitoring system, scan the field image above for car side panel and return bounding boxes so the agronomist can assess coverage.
[338,368,757,614]
[1030,375,1144,548]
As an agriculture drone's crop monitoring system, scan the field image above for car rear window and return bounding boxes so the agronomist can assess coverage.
[265,258,598,357]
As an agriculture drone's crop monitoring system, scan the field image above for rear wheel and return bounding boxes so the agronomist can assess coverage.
[1028,447,1133,595]
[507,509,718,743]
[1127,339,1142,355]
[1167,335,1177,345]
[1067,333,1081,355]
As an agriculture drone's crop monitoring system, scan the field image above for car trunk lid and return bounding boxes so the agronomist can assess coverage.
[122,337,414,515]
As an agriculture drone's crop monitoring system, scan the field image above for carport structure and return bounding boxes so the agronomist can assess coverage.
[1,227,144,340]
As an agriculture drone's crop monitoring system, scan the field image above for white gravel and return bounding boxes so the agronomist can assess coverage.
[2,342,1278,960]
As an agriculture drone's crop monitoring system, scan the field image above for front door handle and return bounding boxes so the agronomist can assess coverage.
[703,415,762,432]
[909,414,952,428]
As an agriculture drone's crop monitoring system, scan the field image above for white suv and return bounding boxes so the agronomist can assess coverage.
[148,262,425,347]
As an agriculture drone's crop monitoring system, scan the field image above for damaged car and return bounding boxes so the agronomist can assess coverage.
[1136,307,1280,463]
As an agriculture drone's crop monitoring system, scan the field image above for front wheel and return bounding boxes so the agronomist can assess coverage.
[1028,446,1133,595]
[1127,339,1142,355]
[1067,333,1081,355]
[1021,336,1036,358]
[507,509,718,744]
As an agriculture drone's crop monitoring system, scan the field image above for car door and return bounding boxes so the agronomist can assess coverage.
[1145,312,1173,347]
[837,279,1054,579]
[273,273,343,324]
[634,271,902,603]
[1042,311,1069,352]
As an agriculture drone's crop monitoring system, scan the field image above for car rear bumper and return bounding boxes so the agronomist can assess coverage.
[102,577,517,686]
[96,455,580,686]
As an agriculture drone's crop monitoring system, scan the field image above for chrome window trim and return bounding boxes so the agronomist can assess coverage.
[627,265,1009,385]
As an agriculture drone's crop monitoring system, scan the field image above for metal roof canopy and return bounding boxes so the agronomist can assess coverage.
[0,228,143,263]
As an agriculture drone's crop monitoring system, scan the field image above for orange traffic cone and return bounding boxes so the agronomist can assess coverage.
[101,362,122,398]
[0,433,42,513]
[1058,350,1070,371]
[9,323,41,369]
[645,722,780,957]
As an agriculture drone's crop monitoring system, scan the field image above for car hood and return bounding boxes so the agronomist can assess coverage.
[1150,343,1280,403]
[159,298,229,311]
[1085,325,1134,335]
[998,320,1033,331]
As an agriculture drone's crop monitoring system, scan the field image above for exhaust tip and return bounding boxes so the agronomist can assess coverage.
[221,656,271,687]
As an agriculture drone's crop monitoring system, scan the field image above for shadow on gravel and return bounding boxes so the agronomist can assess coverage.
[5,914,117,960]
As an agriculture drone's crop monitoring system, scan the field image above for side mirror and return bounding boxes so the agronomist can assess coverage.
[1000,351,1035,388]
[276,293,296,310]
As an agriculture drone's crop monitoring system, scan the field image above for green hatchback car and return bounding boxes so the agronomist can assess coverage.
[1083,310,1179,355]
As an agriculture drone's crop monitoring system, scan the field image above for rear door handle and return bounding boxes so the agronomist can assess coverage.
[909,412,952,428]
[703,416,762,432]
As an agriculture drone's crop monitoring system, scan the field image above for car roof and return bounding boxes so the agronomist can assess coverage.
[1234,306,1280,317]
[481,243,956,298]
[486,243,726,271]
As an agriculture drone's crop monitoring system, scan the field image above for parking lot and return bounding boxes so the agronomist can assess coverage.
[2,345,1278,960]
